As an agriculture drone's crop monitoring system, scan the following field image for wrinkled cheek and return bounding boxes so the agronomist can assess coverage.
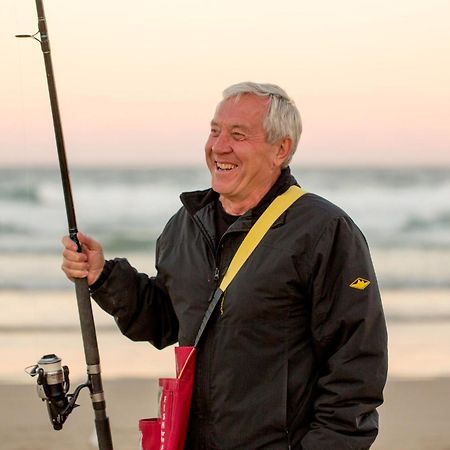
[205,148,214,172]
[203,141,210,159]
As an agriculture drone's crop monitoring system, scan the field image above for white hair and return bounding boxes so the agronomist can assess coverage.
[222,82,302,167]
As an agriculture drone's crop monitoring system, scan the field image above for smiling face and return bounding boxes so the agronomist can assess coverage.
[205,94,290,215]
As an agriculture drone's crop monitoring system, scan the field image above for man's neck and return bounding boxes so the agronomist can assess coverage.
[219,171,283,215]
[219,193,266,215]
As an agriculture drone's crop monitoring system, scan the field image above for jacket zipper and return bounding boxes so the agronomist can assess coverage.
[191,215,221,433]
[286,429,291,449]
[191,214,249,438]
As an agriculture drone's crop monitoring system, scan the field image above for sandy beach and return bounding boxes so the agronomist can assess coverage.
[0,376,449,450]
[1,289,450,449]
[1,278,450,450]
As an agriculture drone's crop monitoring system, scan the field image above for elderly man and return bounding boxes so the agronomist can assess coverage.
[62,82,387,449]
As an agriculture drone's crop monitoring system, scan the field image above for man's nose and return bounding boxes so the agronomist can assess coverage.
[211,132,231,153]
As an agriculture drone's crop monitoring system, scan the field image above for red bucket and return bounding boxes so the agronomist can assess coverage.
[139,346,196,450]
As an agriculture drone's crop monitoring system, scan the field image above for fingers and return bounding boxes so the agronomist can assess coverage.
[61,246,88,280]
[61,232,105,283]
[61,232,92,281]
[61,262,88,281]
[77,232,103,252]
[62,234,78,251]
[62,246,87,263]
[62,232,102,251]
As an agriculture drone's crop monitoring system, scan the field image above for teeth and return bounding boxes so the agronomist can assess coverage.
[216,162,237,170]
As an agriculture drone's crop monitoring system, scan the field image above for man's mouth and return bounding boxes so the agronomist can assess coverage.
[216,162,238,171]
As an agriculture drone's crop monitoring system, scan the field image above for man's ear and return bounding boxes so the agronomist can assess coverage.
[275,137,292,167]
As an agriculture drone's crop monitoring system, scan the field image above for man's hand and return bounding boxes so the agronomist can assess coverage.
[61,232,105,286]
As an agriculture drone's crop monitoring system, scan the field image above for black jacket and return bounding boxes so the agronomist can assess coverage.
[92,169,388,449]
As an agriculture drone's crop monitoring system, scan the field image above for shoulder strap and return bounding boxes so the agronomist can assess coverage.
[194,185,306,347]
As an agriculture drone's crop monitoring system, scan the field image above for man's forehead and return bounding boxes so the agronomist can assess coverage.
[212,94,269,124]
[216,94,270,110]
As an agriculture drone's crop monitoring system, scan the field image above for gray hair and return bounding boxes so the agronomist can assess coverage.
[222,82,302,167]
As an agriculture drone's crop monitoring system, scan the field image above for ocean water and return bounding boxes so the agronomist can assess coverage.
[2,166,450,291]
[1,166,450,381]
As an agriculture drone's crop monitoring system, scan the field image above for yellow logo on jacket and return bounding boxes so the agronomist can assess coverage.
[349,278,371,290]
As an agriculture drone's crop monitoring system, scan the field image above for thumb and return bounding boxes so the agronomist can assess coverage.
[77,232,102,252]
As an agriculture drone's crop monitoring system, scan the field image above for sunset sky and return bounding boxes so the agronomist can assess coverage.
[1,0,449,167]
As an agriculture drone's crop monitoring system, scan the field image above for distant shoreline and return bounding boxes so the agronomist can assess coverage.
[2,288,450,384]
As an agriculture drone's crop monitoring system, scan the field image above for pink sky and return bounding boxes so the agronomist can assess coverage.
[1,0,449,167]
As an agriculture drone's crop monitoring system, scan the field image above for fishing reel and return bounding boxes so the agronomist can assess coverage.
[26,354,90,430]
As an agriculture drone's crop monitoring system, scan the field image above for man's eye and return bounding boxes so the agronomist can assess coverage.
[210,129,219,136]
[232,132,245,140]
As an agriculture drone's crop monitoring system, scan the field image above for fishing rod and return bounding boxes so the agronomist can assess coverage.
[17,1,113,449]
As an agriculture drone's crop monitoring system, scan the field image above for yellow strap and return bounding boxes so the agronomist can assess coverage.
[219,185,306,292]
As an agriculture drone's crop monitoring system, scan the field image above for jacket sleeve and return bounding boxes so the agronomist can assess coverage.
[91,253,179,350]
[300,216,388,450]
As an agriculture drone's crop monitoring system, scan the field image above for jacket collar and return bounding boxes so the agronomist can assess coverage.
[180,167,299,233]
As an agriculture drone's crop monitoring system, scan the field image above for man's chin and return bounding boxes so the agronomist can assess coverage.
[211,176,237,195]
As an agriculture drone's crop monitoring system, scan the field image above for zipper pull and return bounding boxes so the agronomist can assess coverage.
[213,267,220,282]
